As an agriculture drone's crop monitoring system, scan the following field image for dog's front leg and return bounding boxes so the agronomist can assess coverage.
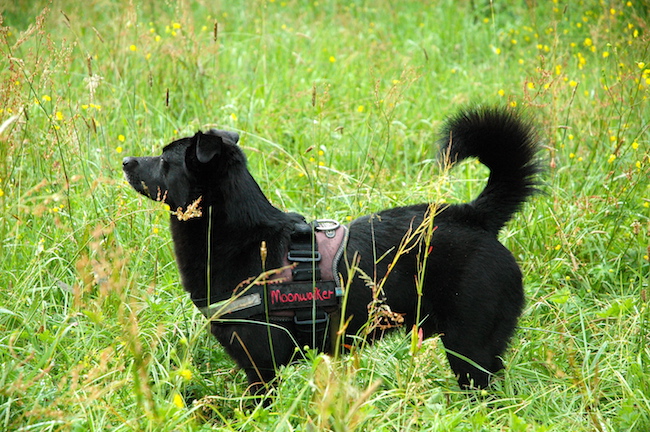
[211,321,297,396]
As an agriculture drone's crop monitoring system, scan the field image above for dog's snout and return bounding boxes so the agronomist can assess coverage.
[122,157,138,170]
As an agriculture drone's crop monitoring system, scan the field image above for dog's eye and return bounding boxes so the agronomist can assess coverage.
[161,158,170,170]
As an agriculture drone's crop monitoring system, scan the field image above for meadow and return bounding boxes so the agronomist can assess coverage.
[0,0,648,430]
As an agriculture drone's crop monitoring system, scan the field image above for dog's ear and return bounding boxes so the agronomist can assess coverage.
[195,130,239,163]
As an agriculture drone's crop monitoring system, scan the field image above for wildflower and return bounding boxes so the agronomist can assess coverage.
[497,89,505,97]
[42,95,52,102]
[129,44,137,52]
[632,141,638,150]
[55,111,64,121]
[509,101,517,107]
[116,146,123,154]
[118,134,125,142]
[357,105,365,112]
[607,154,616,163]
[569,80,578,87]
[172,393,184,408]
[230,113,237,121]
[569,153,575,158]
[329,56,336,63]
[638,62,646,69]
[527,82,535,90]
[179,368,192,381]
[0,188,4,197]
[584,38,593,47]
[172,22,181,29]
[602,51,610,58]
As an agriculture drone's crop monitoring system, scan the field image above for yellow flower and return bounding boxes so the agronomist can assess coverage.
[118,134,125,142]
[497,89,505,97]
[230,113,237,121]
[129,44,137,52]
[607,154,616,163]
[329,56,336,63]
[116,146,123,154]
[569,80,578,87]
[179,368,192,381]
[527,82,535,90]
[584,38,593,47]
[42,95,52,102]
[55,111,64,121]
[357,105,365,112]
[0,189,4,197]
[632,141,638,150]
[172,393,184,408]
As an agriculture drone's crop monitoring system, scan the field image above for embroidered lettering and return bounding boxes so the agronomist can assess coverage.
[270,287,334,305]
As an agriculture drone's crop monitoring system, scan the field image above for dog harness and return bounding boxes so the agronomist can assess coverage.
[199,219,348,351]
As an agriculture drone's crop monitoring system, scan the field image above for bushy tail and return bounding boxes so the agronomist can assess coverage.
[439,106,543,234]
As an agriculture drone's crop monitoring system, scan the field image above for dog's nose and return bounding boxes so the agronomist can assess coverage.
[122,157,138,170]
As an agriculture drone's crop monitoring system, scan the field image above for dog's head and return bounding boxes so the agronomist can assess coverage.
[122,129,243,210]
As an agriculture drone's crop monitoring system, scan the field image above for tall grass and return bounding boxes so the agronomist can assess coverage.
[0,0,648,430]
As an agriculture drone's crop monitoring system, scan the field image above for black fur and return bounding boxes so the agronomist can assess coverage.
[122,106,542,393]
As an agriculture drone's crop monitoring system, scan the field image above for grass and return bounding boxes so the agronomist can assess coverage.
[0,0,648,430]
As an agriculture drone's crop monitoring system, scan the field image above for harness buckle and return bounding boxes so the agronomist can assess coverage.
[287,250,322,262]
[293,309,329,326]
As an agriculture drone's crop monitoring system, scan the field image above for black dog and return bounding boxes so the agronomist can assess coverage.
[123,106,541,394]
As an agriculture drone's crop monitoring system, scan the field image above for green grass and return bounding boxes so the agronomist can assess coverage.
[1,0,648,430]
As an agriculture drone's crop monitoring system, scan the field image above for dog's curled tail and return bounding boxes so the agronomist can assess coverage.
[439,106,543,234]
